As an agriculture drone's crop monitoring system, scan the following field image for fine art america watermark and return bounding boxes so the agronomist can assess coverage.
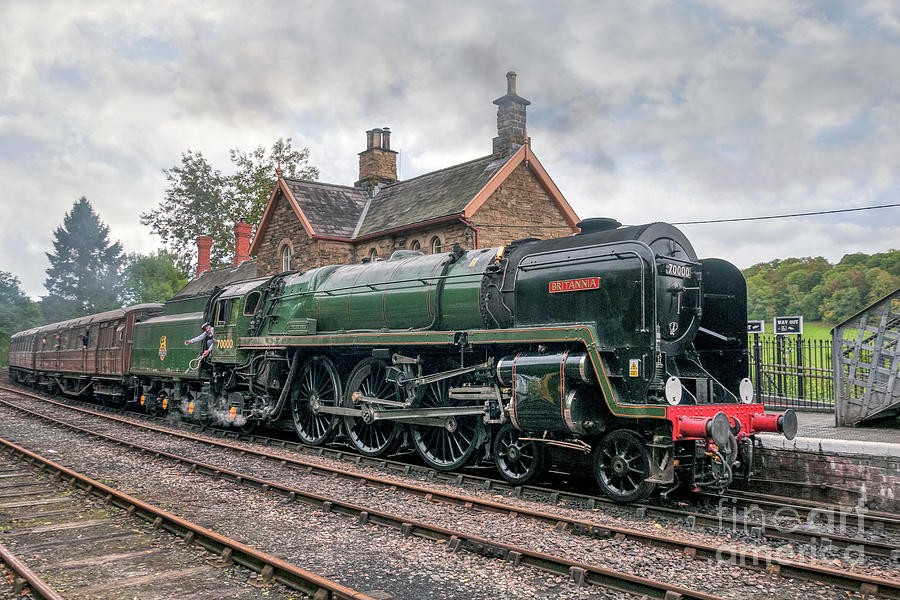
[714,491,896,567]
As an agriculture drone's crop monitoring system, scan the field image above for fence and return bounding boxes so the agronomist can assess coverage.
[747,336,834,411]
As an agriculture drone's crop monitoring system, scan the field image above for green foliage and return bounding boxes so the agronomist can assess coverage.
[43,197,124,323]
[743,250,900,325]
[141,138,318,273]
[120,251,189,305]
[0,272,42,366]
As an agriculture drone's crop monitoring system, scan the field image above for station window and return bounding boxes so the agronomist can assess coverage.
[410,240,420,251]
[243,291,261,316]
[281,245,292,272]
[431,236,441,254]
[368,248,378,261]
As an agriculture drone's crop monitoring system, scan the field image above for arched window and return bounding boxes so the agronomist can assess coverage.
[410,240,420,251]
[431,236,442,254]
[281,244,292,272]
[368,248,378,261]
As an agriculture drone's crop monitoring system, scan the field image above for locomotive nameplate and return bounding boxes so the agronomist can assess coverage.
[548,277,600,294]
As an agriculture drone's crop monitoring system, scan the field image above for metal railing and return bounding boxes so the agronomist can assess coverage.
[748,336,834,411]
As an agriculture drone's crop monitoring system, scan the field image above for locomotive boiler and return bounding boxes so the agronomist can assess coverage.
[9,217,797,502]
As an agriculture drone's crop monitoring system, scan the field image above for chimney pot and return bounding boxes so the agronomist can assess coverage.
[371,128,382,149]
[195,236,213,277]
[506,71,517,95]
[382,127,391,150]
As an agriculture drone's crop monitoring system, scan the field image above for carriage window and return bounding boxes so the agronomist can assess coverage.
[117,327,125,342]
[243,291,261,316]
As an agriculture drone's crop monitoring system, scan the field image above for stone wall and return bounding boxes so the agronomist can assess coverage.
[754,442,899,512]
[472,162,576,247]
[255,190,355,275]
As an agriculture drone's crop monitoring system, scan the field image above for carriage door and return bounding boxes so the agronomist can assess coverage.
[213,298,238,361]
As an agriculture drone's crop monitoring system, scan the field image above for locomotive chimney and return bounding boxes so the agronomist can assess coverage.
[233,218,253,267]
[195,236,213,277]
[356,126,398,188]
[492,71,531,157]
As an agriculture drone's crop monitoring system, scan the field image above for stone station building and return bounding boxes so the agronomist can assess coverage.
[246,72,581,275]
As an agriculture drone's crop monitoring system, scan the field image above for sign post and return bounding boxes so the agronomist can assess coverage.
[774,316,804,400]
[747,321,765,400]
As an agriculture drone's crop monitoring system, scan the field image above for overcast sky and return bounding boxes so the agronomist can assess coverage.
[2,1,899,298]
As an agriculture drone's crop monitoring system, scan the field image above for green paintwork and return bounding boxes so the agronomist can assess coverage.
[210,278,268,365]
[266,248,498,334]
[130,311,206,379]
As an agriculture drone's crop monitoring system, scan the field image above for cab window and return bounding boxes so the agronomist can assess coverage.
[243,291,261,316]
[216,299,236,326]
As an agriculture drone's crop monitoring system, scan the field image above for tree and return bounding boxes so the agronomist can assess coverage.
[141,138,318,273]
[120,251,189,305]
[230,138,319,227]
[43,197,124,322]
[0,272,42,365]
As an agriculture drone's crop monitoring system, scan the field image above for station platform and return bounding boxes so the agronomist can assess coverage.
[758,410,900,458]
[754,410,898,511]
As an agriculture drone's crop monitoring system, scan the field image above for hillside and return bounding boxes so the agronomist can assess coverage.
[742,250,900,324]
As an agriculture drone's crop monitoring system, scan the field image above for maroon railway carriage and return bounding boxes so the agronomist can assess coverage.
[8,304,162,401]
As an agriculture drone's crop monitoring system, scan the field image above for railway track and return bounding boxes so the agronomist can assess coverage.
[6,383,895,554]
[0,385,897,598]
[0,435,370,600]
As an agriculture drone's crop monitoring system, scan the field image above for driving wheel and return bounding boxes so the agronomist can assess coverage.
[291,355,341,445]
[342,358,403,457]
[410,364,484,471]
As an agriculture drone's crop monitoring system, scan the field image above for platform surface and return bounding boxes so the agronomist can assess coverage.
[759,410,900,458]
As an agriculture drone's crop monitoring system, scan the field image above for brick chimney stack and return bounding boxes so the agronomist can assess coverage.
[356,126,398,188]
[196,236,213,277]
[233,218,253,267]
[492,71,531,157]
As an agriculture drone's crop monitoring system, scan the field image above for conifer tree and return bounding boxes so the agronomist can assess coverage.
[43,197,123,322]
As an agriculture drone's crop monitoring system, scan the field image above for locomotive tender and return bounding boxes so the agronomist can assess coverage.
[9,217,797,502]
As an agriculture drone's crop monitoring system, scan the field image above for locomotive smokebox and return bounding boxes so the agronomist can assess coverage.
[497,352,603,434]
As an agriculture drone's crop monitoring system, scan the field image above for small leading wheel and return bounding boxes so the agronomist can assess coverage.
[409,365,484,471]
[342,358,403,457]
[593,429,656,503]
[291,355,342,446]
[492,423,548,485]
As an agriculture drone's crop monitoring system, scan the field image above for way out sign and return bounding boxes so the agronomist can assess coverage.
[774,316,803,335]
[747,320,765,334]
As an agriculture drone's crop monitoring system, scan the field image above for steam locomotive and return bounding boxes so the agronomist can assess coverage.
[9,217,797,502]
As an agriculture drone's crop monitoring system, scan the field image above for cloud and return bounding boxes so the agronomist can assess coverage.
[0,1,898,298]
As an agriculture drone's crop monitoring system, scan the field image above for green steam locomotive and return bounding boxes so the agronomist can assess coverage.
[9,218,796,502]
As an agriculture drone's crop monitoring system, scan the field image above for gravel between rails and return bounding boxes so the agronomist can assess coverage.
[0,406,635,600]
[0,396,895,598]
[5,393,896,579]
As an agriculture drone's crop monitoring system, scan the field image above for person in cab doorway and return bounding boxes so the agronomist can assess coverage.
[185,323,214,358]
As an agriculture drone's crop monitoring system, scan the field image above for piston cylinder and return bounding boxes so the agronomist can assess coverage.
[496,352,601,433]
